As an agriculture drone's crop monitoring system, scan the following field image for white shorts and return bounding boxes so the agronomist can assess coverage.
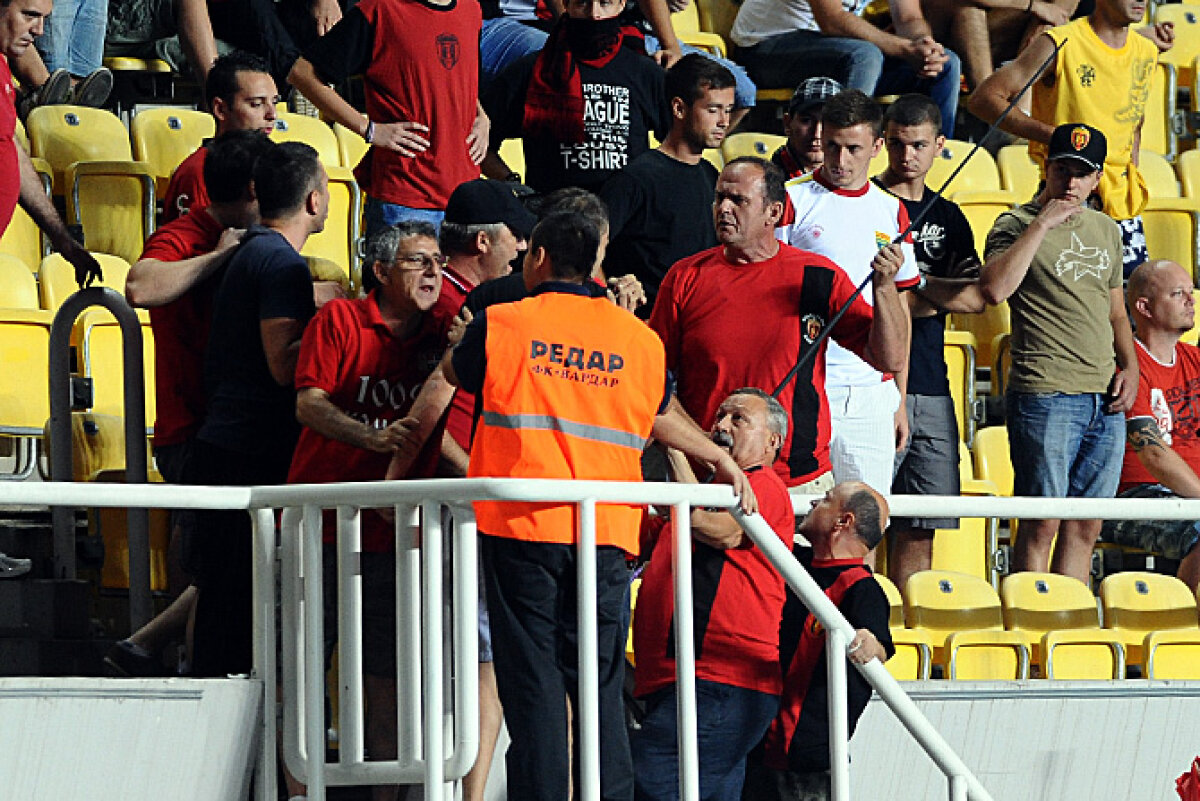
[827,379,901,495]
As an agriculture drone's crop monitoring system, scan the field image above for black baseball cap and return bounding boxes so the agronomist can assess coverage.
[444,179,537,239]
[788,76,843,115]
[1047,123,1107,173]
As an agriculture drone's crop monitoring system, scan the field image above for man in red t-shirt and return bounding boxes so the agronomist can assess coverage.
[287,220,454,793]
[107,131,274,678]
[162,52,279,223]
[632,387,795,801]
[0,0,100,286]
[648,156,909,494]
[288,0,486,249]
[1103,259,1200,592]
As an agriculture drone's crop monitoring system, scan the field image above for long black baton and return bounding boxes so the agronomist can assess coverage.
[771,37,1065,399]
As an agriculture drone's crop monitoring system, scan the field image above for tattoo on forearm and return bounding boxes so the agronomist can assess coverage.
[1127,418,1167,453]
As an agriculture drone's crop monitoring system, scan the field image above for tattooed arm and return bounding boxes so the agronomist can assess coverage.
[1127,417,1200,498]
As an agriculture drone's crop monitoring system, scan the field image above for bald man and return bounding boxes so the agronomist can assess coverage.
[745,481,894,801]
[1101,260,1200,591]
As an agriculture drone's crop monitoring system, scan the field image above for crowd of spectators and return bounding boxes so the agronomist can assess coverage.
[5,0,1200,797]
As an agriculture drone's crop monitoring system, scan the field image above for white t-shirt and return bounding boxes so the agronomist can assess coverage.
[776,171,920,387]
[731,0,869,48]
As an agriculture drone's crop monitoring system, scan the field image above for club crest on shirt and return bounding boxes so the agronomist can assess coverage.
[807,616,824,637]
[436,34,460,70]
[1076,64,1096,88]
[874,231,890,249]
[802,313,824,344]
[809,224,824,240]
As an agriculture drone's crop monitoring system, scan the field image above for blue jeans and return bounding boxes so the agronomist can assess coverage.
[37,0,107,76]
[738,30,962,136]
[1007,391,1123,499]
[481,17,549,91]
[644,34,757,109]
[632,680,779,801]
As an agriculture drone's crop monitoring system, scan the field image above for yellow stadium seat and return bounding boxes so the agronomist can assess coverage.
[672,1,727,56]
[932,480,1000,586]
[949,301,1009,376]
[0,254,39,309]
[272,112,341,167]
[497,138,526,183]
[0,307,53,479]
[1178,148,1200,198]
[1000,572,1101,669]
[26,105,137,192]
[299,166,361,290]
[958,440,972,483]
[1141,198,1200,281]
[1041,629,1126,679]
[131,107,215,196]
[0,157,51,272]
[971,425,1013,497]
[1141,149,1182,197]
[928,139,1001,195]
[1141,62,1176,160]
[953,190,1017,261]
[1143,629,1200,679]
[886,629,934,681]
[333,122,369,170]
[996,145,1039,201]
[627,576,641,666]
[720,132,785,162]
[876,573,904,628]
[869,146,889,181]
[944,629,1030,679]
[1155,5,1200,92]
[103,56,172,74]
[1100,571,1200,666]
[38,252,132,313]
[694,0,736,41]
[943,329,977,445]
[903,569,1006,665]
[73,308,156,425]
[14,117,27,152]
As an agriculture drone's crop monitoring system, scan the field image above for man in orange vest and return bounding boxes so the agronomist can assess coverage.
[442,210,756,801]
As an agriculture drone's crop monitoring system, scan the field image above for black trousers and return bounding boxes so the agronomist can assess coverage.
[186,438,292,678]
[481,535,634,801]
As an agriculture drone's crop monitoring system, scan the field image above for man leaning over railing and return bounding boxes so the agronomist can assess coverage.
[744,481,893,801]
[631,388,796,801]
[1101,259,1200,593]
[442,210,755,801]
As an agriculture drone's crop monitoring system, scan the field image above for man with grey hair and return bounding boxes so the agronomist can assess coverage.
[287,220,457,801]
[632,387,796,801]
[746,480,892,801]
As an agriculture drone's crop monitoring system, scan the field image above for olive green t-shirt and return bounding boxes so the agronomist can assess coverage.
[984,201,1123,394]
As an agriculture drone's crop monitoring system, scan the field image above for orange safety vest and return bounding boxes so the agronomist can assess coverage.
[468,289,666,555]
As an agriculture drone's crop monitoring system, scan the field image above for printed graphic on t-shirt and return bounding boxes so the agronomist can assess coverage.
[913,220,947,262]
[436,33,460,69]
[1150,387,1174,444]
[1116,58,1155,126]
[1149,376,1200,445]
[1054,232,1110,281]
[561,83,631,172]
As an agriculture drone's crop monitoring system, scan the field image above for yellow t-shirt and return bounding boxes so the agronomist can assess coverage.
[1030,17,1158,220]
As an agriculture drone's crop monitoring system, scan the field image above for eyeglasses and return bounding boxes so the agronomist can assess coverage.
[393,253,448,271]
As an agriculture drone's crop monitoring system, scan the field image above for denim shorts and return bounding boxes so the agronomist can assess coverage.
[1006,391,1123,499]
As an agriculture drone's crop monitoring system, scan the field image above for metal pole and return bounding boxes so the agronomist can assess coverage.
[337,506,365,764]
[422,501,446,796]
[445,505,481,780]
[397,503,422,765]
[949,774,969,801]
[826,628,851,801]
[576,499,601,801]
[252,508,279,801]
[302,504,327,801]
[671,502,700,801]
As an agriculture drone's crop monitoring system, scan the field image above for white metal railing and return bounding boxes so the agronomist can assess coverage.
[7,481,1200,800]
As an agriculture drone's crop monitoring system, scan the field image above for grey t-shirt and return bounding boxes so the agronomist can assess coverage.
[984,200,1123,394]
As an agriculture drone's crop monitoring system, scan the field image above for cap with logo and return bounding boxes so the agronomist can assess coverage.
[788,76,843,115]
[444,178,538,239]
[1046,123,1107,173]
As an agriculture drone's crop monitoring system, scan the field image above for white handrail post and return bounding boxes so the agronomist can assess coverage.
[446,504,481,780]
[671,501,700,801]
[337,506,365,764]
[422,500,446,797]
[279,508,305,784]
[252,508,278,801]
[396,503,422,765]
[826,628,851,801]
[577,498,601,801]
[949,774,968,801]
[301,504,327,801]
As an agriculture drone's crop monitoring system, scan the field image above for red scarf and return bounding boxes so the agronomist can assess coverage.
[522,15,645,145]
